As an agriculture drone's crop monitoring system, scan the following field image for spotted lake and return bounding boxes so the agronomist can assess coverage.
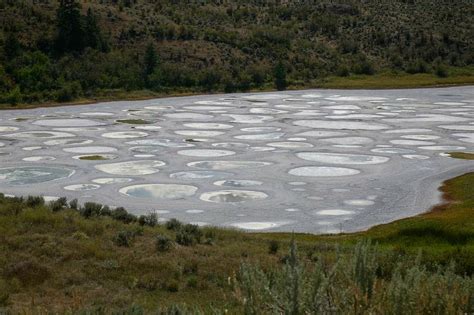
[0,87,473,233]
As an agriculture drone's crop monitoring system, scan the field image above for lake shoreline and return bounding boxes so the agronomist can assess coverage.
[2,74,473,111]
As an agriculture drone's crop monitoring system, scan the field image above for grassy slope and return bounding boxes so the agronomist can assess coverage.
[449,152,474,160]
[314,69,474,89]
[0,173,473,312]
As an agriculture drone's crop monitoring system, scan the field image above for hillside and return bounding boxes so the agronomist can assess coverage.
[0,0,473,105]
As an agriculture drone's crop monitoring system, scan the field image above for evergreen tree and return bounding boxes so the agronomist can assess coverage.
[84,8,108,52]
[274,61,287,91]
[55,0,84,54]
[143,43,158,88]
[4,33,21,60]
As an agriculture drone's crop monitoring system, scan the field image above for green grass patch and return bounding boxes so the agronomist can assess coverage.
[116,119,153,125]
[314,68,474,89]
[448,152,474,160]
[78,155,108,160]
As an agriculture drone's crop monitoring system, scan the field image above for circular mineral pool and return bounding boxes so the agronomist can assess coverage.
[315,209,354,216]
[120,184,198,200]
[101,131,148,139]
[170,170,233,180]
[177,149,235,157]
[0,166,74,185]
[200,190,268,203]
[64,146,117,154]
[33,118,105,127]
[64,184,101,191]
[188,161,272,170]
[95,160,166,175]
[22,156,56,162]
[92,178,133,185]
[288,166,360,177]
[213,180,263,187]
[296,152,389,165]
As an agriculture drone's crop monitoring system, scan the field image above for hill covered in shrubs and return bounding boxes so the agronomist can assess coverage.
[0,0,473,105]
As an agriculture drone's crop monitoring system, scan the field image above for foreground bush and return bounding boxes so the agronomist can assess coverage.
[236,240,474,314]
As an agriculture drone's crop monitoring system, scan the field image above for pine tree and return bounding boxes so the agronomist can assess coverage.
[55,0,85,54]
[84,8,108,52]
[143,43,158,88]
[274,61,287,91]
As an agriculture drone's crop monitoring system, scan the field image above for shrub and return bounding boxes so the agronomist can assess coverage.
[187,276,198,288]
[176,230,195,246]
[155,234,173,252]
[25,196,45,208]
[236,240,474,314]
[80,202,103,218]
[175,224,203,246]
[71,231,89,241]
[3,87,22,106]
[114,230,133,247]
[435,64,448,77]
[166,218,182,231]
[138,212,158,227]
[50,197,68,212]
[69,198,78,210]
[55,81,82,102]
[111,207,137,223]
[274,61,287,91]
[268,240,279,254]
[337,65,350,77]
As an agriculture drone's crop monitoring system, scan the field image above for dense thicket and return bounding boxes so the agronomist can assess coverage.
[0,0,472,104]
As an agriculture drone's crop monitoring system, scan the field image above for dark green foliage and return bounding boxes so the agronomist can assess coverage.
[155,234,173,252]
[0,0,472,105]
[138,212,158,227]
[274,61,287,91]
[80,202,103,218]
[50,197,68,212]
[114,230,133,247]
[166,218,183,231]
[175,224,202,246]
[55,1,107,55]
[25,196,45,208]
[435,63,448,77]
[143,43,158,89]
[69,198,78,210]
[55,0,85,54]
[84,8,108,53]
[268,240,279,254]
[111,207,137,224]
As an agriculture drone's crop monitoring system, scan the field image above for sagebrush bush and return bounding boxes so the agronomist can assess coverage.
[268,240,279,254]
[114,230,133,247]
[139,212,158,227]
[166,218,182,231]
[50,197,67,212]
[155,234,173,252]
[236,240,474,314]
[25,196,45,208]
